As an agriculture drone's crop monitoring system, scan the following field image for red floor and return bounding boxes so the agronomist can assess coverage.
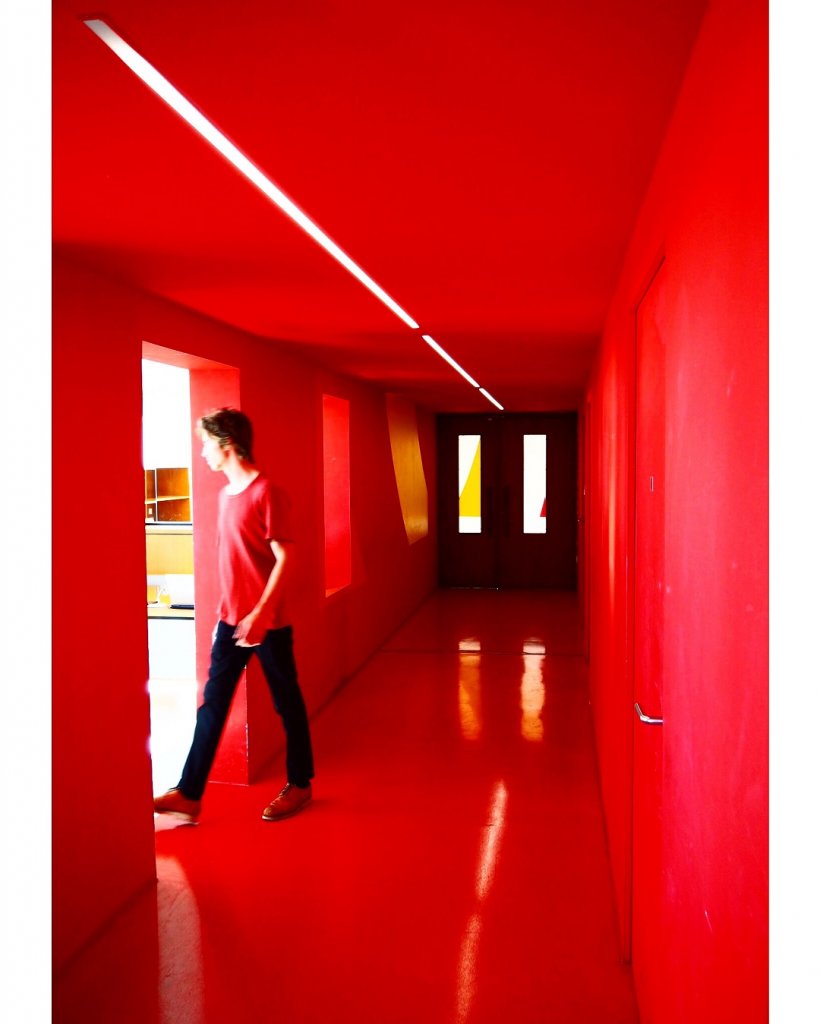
[55,590,638,1023]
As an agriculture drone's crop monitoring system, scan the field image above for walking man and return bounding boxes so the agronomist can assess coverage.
[154,408,314,824]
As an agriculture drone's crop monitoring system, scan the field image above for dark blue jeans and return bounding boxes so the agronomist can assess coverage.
[178,621,314,800]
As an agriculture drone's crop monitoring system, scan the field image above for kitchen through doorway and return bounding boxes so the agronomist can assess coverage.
[142,358,197,795]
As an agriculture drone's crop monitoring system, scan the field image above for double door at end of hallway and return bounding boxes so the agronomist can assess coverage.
[437,413,578,589]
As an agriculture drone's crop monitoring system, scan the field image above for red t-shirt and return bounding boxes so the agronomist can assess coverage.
[216,474,293,629]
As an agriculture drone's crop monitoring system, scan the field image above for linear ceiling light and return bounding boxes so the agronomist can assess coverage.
[422,335,505,410]
[421,334,480,389]
[85,19,505,411]
[478,387,504,411]
[83,18,420,330]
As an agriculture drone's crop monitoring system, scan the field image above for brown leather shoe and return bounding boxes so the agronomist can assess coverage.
[153,788,201,823]
[262,783,312,821]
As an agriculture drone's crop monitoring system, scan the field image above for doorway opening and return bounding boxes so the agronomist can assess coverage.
[142,359,197,795]
[142,343,244,795]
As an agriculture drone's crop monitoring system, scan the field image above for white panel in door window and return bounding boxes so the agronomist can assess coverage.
[523,434,547,534]
[458,434,482,534]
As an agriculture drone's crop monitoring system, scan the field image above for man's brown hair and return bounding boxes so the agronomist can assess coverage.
[198,408,254,462]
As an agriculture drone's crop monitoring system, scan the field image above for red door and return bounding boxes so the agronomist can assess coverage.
[437,413,577,589]
[631,262,666,1020]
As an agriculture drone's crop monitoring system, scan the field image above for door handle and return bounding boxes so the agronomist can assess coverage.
[634,702,663,725]
[485,487,493,534]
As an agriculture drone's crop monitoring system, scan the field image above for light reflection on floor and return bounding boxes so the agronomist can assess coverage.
[457,780,509,1021]
[156,855,204,1024]
[520,655,546,741]
[56,590,638,1024]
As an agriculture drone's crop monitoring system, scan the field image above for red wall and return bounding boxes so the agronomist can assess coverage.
[586,1,767,1020]
[53,256,437,968]
[52,262,157,972]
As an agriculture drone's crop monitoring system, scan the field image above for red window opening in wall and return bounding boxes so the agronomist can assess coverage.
[323,395,352,595]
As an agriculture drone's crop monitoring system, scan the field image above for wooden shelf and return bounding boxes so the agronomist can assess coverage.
[145,467,191,523]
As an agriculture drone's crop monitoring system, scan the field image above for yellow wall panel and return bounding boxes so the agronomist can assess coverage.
[386,395,429,544]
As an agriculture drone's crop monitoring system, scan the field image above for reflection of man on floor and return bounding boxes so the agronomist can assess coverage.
[154,407,314,824]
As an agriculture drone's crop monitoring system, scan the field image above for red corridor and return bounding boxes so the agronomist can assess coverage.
[55,590,637,1023]
[48,1,768,1019]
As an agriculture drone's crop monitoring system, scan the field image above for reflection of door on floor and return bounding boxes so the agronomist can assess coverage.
[437,413,578,589]
[631,260,666,1020]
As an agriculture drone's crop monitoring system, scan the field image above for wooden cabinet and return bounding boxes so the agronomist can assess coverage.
[145,467,191,522]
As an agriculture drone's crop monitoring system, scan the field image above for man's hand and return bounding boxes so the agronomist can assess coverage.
[233,612,266,647]
[233,539,291,646]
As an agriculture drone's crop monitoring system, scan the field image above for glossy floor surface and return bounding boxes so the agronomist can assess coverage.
[55,590,638,1023]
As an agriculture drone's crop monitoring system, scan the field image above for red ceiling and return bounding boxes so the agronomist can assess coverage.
[53,0,707,412]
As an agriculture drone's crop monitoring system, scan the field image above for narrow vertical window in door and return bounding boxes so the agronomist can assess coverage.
[522,434,547,534]
[458,434,482,533]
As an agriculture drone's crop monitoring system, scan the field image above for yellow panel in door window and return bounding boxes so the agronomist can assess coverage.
[458,435,482,533]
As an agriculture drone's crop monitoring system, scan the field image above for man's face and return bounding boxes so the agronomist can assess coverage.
[200,431,229,472]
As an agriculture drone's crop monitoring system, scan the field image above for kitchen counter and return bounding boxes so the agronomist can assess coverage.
[148,604,195,620]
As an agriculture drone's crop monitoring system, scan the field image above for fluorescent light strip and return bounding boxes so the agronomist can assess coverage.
[83,18,420,331]
[478,387,504,411]
[422,334,480,389]
[422,335,505,410]
[85,20,505,411]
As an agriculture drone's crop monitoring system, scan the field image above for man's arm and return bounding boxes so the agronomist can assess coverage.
[233,539,293,646]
